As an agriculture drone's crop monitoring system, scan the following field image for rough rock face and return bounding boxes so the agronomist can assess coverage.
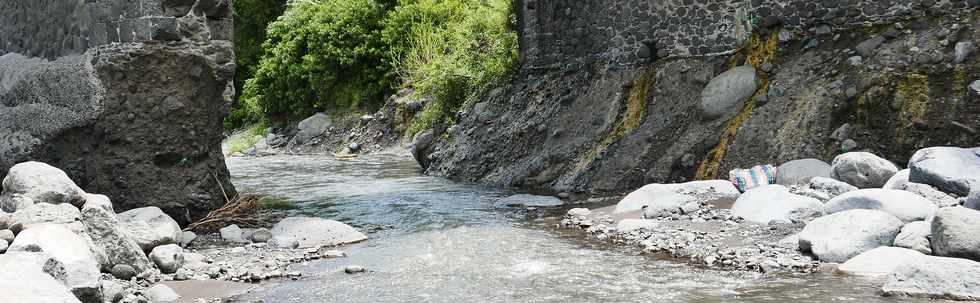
[931,207,980,261]
[0,0,236,225]
[731,185,822,224]
[908,147,980,196]
[8,224,102,303]
[421,2,980,195]
[882,255,980,301]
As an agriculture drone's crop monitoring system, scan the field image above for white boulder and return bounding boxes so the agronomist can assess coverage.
[837,246,924,276]
[798,209,903,263]
[883,169,911,189]
[822,189,937,223]
[148,244,184,274]
[831,152,899,188]
[614,180,739,214]
[0,162,86,212]
[731,185,823,224]
[930,207,980,261]
[80,198,152,272]
[117,207,181,252]
[908,146,980,196]
[894,221,932,254]
[882,255,980,301]
[8,224,102,302]
[144,284,180,303]
[270,217,367,248]
[0,252,80,303]
[219,224,247,243]
[7,202,81,232]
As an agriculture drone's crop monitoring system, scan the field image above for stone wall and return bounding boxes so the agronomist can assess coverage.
[519,0,977,69]
[0,0,236,225]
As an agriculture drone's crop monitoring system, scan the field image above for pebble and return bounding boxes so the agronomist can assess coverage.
[112,264,138,280]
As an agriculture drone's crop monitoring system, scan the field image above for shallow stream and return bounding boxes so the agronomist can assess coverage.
[226,153,920,303]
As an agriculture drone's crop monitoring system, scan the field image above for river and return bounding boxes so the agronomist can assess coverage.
[225,153,922,303]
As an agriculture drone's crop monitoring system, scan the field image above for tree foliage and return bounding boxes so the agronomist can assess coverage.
[229,0,288,128]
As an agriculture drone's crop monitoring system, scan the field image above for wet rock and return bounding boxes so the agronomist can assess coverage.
[179,231,197,247]
[145,284,180,303]
[776,158,832,186]
[497,194,564,208]
[908,147,980,196]
[831,152,899,188]
[615,180,739,214]
[823,189,937,223]
[855,36,885,57]
[111,264,137,280]
[8,224,102,302]
[807,177,858,199]
[270,217,367,248]
[798,209,903,263]
[0,162,86,212]
[219,224,247,243]
[838,246,924,276]
[149,244,184,274]
[0,252,79,303]
[699,66,761,120]
[248,228,273,243]
[81,197,152,272]
[931,207,980,261]
[894,221,932,254]
[118,207,182,252]
[344,265,367,274]
[731,185,823,224]
[954,41,976,64]
[8,202,81,232]
[882,255,980,301]
[294,113,333,145]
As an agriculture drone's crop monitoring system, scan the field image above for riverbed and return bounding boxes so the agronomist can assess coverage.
[225,153,922,303]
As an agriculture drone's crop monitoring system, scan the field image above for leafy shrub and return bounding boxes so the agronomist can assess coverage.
[239,0,394,125]
[228,0,288,129]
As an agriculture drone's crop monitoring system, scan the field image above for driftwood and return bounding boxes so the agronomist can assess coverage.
[185,193,265,233]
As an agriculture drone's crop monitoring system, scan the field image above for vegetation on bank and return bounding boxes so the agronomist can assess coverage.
[224,123,269,155]
[229,0,519,132]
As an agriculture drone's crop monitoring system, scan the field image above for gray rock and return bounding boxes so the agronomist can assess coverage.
[954,41,976,64]
[344,265,367,274]
[248,228,273,243]
[840,139,860,152]
[731,185,823,224]
[882,255,980,301]
[971,80,980,95]
[0,239,6,253]
[798,209,903,263]
[823,189,938,223]
[7,202,80,232]
[855,35,885,57]
[497,194,564,208]
[101,279,125,303]
[81,194,114,213]
[347,142,361,153]
[270,217,367,248]
[81,198,152,272]
[410,130,436,169]
[148,244,184,274]
[931,207,980,261]
[908,147,980,196]
[776,158,832,186]
[901,182,962,208]
[219,224,247,243]
[269,236,299,249]
[118,207,181,252]
[616,180,740,214]
[838,246,925,276]
[0,252,80,303]
[178,231,197,247]
[294,113,332,145]
[0,162,86,212]
[883,169,911,190]
[144,284,180,303]
[8,224,102,302]
[895,221,932,254]
[699,66,760,120]
[966,189,980,211]
[808,177,858,198]
[831,152,900,188]
[111,264,137,280]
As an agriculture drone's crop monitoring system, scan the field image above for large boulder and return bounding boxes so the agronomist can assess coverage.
[270,217,367,248]
[148,244,184,274]
[822,189,938,223]
[293,113,333,145]
[798,209,903,263]
[881,255,980,301]
[699,65,760,120]
[730,185,823,224]
[908,147,980,196]
[7,202,81,232]
[837,246,924,276]
[931,207,980,261]
[894,221,932,254]
[776,158,832,186]
[118,207,181,252]
[831,152,899,188]
[883,169,911,190]
[0,162,85,212]
[0,252,80,303]
[0,42,237,226]
[614,180,740,214]
[80,198,152,272]
[8,224,102,302]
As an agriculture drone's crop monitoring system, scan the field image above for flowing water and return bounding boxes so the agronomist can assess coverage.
[226,153,921,303]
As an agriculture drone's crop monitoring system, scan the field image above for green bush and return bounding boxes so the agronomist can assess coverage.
[239,0,395,125]
[228,0,288,129]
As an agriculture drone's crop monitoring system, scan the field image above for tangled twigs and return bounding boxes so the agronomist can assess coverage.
[185,193,265,233]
